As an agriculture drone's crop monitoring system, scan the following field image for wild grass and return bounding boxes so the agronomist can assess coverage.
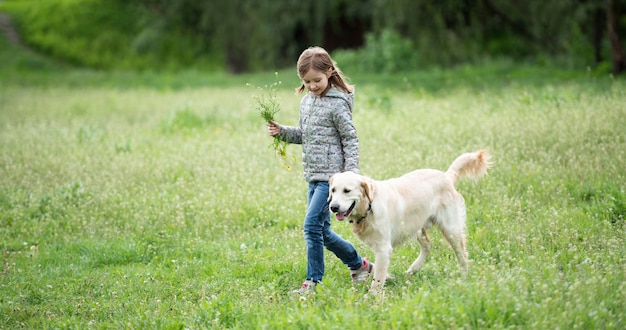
[1,63,625,328]
[251,76,293,169]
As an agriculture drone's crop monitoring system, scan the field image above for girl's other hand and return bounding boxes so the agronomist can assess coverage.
[267,120,281,136]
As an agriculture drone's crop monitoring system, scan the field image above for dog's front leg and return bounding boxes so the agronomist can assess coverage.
[369,244,392,294]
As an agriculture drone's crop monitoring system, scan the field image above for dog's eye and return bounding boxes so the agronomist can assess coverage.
[343,188,351,194]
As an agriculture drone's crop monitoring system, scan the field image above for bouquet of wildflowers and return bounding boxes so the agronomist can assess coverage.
[251,74,294,170]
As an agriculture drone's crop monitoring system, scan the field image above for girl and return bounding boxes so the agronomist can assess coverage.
[267,46,373,294]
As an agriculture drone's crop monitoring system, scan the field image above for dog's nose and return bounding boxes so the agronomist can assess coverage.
[330,204,339,213]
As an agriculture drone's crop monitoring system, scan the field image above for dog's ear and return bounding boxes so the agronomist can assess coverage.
[360,178,374,202]
[327,175,335,202]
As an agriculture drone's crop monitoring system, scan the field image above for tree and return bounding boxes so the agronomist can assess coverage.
[606,0,626,75]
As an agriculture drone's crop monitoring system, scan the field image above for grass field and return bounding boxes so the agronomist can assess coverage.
[1,41,626,328]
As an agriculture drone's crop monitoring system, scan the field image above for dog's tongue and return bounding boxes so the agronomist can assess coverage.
[335,211,348,220]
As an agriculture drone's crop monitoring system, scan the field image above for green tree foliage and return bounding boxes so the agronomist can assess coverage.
[1,0,220,70]
[369,0,609,66]
[1,0,624,73]
[2,0,137,68]
[127,0,371,73]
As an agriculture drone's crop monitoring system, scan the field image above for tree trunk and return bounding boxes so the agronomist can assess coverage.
[591,6,605,64]
[606,0,626,75]
[224,43,247,74]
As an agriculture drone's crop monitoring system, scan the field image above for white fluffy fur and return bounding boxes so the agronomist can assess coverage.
[328,150,491,294]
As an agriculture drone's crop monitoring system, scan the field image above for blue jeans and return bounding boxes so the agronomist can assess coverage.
[304,181,364,282]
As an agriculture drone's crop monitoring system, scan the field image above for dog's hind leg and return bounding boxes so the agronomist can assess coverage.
[439,200,469,271]
[406,228,432,274]
[440,227,468,271]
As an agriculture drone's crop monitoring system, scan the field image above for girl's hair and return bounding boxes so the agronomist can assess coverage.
[295,46,353,95]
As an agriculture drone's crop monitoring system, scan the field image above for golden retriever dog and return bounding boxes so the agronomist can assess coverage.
[328,150,491,293]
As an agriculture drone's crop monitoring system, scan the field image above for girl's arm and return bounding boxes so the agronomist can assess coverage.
[333,101,359,173]
[269,121,302,145]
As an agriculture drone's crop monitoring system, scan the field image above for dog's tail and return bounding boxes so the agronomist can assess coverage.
[446,150,492,186]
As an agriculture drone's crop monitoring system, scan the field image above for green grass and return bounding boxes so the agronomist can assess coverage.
[1,39,626,328]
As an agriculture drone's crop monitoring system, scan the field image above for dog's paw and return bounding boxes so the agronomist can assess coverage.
[368,280,384,295]
[405,269,419,275]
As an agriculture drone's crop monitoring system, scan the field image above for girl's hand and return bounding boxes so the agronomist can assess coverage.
[267,120,281,136]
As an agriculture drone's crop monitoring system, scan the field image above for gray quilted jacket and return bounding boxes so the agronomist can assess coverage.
[277,87,359,182]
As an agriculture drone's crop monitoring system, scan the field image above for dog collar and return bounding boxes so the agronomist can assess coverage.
[349,202,372,224]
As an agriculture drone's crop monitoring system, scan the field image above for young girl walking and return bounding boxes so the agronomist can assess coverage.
[267,46,373,294]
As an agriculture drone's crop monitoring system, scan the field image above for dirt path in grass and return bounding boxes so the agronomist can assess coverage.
[0,11,27,48]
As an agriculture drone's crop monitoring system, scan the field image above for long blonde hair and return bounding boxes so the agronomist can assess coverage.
[295,46,353,95]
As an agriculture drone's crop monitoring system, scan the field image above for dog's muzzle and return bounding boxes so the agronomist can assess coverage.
[330,201,355,221]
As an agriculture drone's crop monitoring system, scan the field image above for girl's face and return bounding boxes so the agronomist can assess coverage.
[301,68,332,96]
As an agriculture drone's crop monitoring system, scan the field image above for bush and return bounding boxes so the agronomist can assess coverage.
[333,29,421,74]
[1,0,221,70]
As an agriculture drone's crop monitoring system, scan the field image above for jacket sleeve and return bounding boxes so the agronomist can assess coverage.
[277,125,302,145]
[332,98,359,174]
